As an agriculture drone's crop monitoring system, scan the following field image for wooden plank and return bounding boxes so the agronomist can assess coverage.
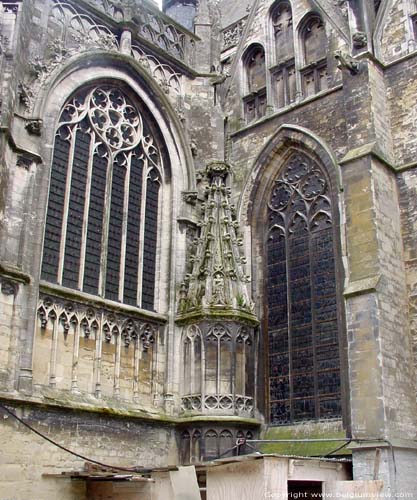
[206,458,288,500]
[324,481,384,498]
[169,466,201,500]
[288,459,351,482]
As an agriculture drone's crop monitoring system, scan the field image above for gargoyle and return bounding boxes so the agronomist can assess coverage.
[335,50,361,75]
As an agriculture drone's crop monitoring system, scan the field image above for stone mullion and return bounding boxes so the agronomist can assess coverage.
[99,152,114,298]
[216,336,221,396]
[94,313,103,398]
[190,337,196,395]
[307,199,320,420]
[71,318,80,392]
[78,131,94,291]
[151,327,159,403]
[253,328,258,407]
[57,126,77,285]
[133,334,140,403]
[118,153,131,303]
[114,330,121,398]
[231,330,237,414]
[49,311,59,388]
[153,176,163,310]
[136,157,148,307]
[201,334,206,411]
[284,208,294,422]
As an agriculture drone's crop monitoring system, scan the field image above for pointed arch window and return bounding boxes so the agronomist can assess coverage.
[41,85,164,311]
[266,153,342,424]
[301,15,328,97]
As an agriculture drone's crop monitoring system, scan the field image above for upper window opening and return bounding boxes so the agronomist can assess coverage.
[412,14,417,41]
[41,85,164,311]
[270,2,295,110]
[303,15,326,65]
[301,15,328,97]
[271,1,294,63]
[243,45,267,124]
[246,46,266,93]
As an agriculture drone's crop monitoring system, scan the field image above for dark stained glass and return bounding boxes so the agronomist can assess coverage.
[63,125,90,289]
[267,153,341,424]
[105,155,126,301]
[83,150,107,294]
[141,177,160,310]
[41,132,70,282]
[124,151,144,305]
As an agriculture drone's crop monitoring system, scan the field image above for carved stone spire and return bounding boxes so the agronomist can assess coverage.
[177,161,258,325]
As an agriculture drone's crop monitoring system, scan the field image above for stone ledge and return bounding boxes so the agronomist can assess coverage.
[348,439,417,451]
[0,391,261,427]
[0,262,31,285]
[344,275,381,298]
[339,143,395,172]
[40,281,167,324]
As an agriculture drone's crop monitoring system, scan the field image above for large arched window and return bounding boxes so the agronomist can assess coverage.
[41,85,164,311]
[243,44,267,123]
[266,153,341,424]
[300,15,328,97]
[270,1,296,109]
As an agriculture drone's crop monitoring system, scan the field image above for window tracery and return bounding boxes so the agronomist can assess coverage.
[266,153,341,424]
[41,85,163,311]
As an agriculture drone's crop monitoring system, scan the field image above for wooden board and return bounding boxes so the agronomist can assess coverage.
[324,480,384,498]
[169,466,201,500]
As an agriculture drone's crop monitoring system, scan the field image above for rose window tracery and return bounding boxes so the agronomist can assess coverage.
[41,85,164,311]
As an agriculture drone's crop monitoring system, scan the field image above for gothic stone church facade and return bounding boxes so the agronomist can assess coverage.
[0,0,416,497]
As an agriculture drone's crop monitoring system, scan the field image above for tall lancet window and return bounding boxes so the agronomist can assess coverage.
[41,85,163,311]
[266,153,342,424]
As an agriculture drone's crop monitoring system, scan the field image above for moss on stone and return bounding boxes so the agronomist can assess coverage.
[258,422,351,457]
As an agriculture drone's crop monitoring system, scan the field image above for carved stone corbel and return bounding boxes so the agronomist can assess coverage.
[1,279,17,296]
[18,82,34,110]
[25,119,43,136]
[352,31,368,49]
[182,191,199,205]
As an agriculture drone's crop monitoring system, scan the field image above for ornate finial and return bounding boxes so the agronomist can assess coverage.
[205,160,231,179]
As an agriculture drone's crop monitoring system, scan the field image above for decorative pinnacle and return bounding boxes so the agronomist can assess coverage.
[177,161,257,324]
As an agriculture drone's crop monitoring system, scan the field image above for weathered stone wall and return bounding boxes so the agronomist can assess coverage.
[376,0,416,63]
[398,169,417,394]
[0,0,417,496]
[0,402,177,500]
[385,37,417,398]
[386,55,417,167]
